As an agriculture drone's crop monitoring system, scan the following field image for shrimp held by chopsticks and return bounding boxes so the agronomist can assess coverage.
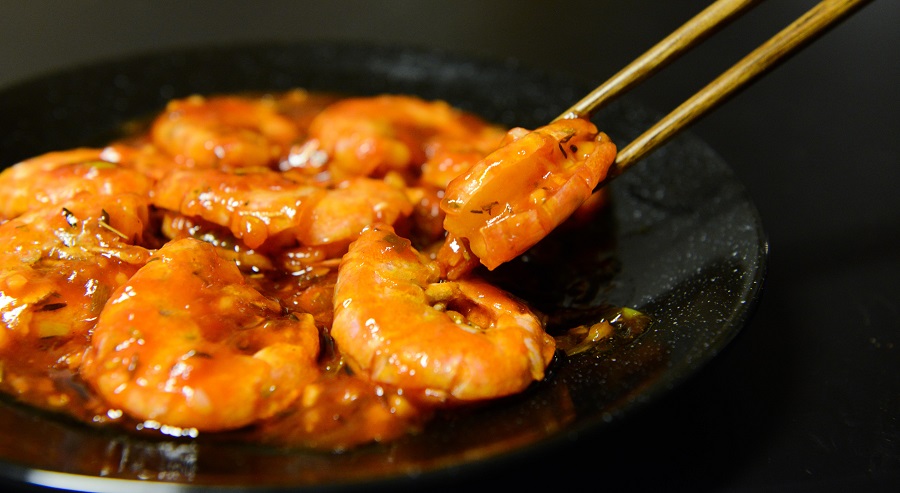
[439,117,617,273]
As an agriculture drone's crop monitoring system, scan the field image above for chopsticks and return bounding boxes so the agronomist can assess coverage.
[556,0,873,186]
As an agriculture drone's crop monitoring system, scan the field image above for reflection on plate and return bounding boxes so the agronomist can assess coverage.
[0,42,767,492]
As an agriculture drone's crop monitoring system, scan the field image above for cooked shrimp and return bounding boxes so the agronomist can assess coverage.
[80,237,320,432]
[306,94,505,180]
[151,167,325,250]
[153,168,414,252]
[0,148,154,220]
[150,94,299,169]
[440,117,617,273]
[0,193,151,359]
[295,176,413,249]
[331,225,556,401]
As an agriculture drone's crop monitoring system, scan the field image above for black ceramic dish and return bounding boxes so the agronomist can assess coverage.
[0,42,767,492]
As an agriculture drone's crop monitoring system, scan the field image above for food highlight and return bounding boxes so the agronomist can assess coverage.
[0,90,629,450]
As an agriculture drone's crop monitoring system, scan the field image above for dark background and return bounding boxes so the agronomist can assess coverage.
[1,1,898,491]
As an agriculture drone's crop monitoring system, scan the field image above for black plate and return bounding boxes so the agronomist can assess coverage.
[0,42,767,492]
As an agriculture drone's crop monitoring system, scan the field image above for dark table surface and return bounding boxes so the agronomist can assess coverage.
[0,1,897,492]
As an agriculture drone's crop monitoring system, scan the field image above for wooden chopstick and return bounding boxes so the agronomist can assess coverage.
[556,0,763,122]
[558,0,873,187]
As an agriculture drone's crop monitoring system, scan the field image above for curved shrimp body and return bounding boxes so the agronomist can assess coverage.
[0,194,151,357]
[151,168,325,250]
[297,177,413,249]
[80,237,320,432]
[331,226,556,401]
[440,117,617,272]
[153,168,414,252]
[150,95,299,169]
[307,95,504,180]
[0,148,155,220]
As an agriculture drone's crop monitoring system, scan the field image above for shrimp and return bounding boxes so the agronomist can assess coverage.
[151,167,326,250]
[331,225,556,401]
[440,117,617,273]
[0,193,151,360]
[150,94,300,169]
[305,94,505,180]
[153,168,414,252]
[0,148,155,220]
[295,176,414,249]
[80,237,320,432]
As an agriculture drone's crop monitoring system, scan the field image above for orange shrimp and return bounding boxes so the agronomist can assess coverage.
[305,94,505,180]
[440,117,617,273]
[153,168,414,252]
[80,237,320,432]
[331,225,556,401]
[295,176,414,249]
[151,167,325,250]
[0,194,151,359]
[150,94,300,169]
[0,148,155,220]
